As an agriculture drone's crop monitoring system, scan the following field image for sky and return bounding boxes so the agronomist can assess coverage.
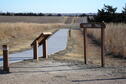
[0,0,126,13]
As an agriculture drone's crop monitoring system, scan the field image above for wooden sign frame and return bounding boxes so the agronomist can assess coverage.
[80,22,106,67]
[31,32,52,60]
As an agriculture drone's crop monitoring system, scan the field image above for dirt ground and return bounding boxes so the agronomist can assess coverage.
[0,29,126,84]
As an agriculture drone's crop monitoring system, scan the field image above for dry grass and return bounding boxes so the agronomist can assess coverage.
[0,22,69,55]
[0,16,65,23]
[0,16,81,55]
[87,23,126,58]
[52,29,126,67]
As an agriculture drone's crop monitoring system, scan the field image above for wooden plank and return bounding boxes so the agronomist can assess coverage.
[38,35,50,46]
[43,32,52,35]
[80,23,106,28]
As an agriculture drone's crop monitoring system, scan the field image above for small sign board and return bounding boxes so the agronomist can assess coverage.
[80,23,105,28]
[31,32,52,46]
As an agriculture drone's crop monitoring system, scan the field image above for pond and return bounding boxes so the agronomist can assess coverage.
[0,29,69,66]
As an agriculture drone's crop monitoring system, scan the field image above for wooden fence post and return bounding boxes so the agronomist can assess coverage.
[3,45,9,72]
[69,28,71,38]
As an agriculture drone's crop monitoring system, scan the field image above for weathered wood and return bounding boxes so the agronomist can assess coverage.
[33,41,38,60]
[101,28,105,67]
[39,35,50,46]
[80,23,106,28]
[69,29,71,37]
[31,32,52,60]
[31,32,52,46]
[43,40,48,59]
[3,45,9,72]
[80,22,106,67]
[83,28,87,64]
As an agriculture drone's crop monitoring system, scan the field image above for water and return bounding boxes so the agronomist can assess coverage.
[0,29,69,66]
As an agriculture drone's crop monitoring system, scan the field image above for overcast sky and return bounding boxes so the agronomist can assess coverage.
[0,0,125,13]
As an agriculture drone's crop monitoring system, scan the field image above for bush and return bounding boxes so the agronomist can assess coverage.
[92,4,126,23]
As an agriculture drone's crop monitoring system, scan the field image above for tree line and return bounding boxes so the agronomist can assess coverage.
[89,4,126,23]
[0,12,88,17]
[0,12,62,16]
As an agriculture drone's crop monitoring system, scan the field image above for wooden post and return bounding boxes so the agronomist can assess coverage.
[43,40,48,59]
[83,28,87,64]
[69,28,71,37]
[3,45,9,72]
[33,41,38,60]
[101,28,105,67]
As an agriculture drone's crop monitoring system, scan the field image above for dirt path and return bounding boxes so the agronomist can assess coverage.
[0,29,126,84]
[64,17,73,24]
[0,59,126,84]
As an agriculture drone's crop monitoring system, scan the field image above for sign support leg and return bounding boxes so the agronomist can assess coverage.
[33,41,38,60]
[101,28,105,67]
[83,28,87,64]
[43,40,48,59]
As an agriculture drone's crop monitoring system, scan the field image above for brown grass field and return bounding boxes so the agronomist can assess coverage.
[0,23,69,55]
[87,23,126,58]
[0,16,80,55]
[0,16,65,23]
[0,16,126,59]
[0,16,126,84]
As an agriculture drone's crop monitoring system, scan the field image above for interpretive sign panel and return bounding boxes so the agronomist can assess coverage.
[80,23,105,28]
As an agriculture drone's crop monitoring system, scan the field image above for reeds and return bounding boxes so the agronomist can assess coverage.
[87,23,126,58]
